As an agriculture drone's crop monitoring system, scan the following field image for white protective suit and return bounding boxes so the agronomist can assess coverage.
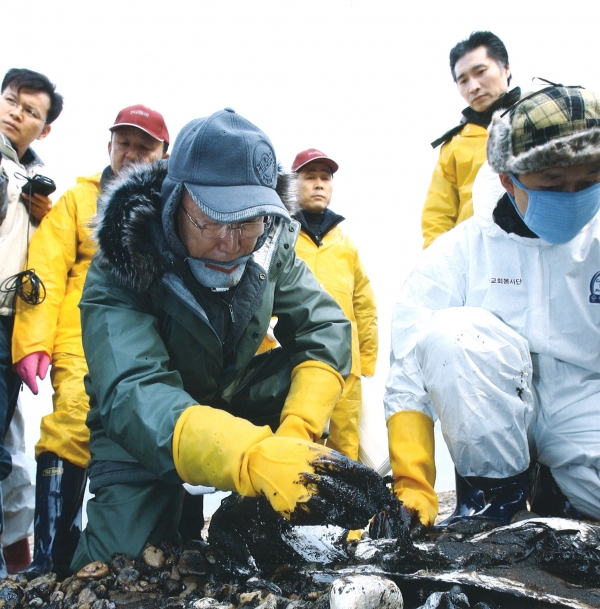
[384,162,600,519]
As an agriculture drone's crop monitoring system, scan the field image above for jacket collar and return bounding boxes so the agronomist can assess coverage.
[0,132,43,169]
[431,87,521,149]
[295,208,345,246]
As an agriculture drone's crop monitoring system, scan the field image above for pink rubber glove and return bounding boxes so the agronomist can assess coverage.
[14,351,51,394]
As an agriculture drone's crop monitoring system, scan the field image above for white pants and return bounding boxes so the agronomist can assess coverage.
[1,399,34,545]
[416,306,600,519]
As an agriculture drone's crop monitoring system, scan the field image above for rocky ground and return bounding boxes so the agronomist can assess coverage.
[4,490,599,609]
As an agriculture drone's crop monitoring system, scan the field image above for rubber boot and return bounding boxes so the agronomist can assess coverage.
[530,463,584,519]
[4,538,31,573]
[23,452,87,578]
[178,491,204,544]
[433,469,486,531]
[462,470,530,525]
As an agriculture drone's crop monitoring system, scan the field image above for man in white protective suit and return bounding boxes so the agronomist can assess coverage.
[384,84,600,531]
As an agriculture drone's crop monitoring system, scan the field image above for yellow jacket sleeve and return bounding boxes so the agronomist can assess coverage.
[352,252,378,377]
[12,175,100,362]
[421,125,488,249]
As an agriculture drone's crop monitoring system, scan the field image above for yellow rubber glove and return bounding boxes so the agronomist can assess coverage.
[387,410,438,527]
[173,405,271,491]
[275,361,344,442]
[174,405,391,528]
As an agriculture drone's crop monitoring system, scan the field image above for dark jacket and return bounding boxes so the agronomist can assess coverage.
[80,162,351,484]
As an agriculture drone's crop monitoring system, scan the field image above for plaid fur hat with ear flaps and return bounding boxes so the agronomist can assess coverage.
[487,86,600,174]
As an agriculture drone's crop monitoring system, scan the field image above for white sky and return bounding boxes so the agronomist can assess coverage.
[8,0,600,492]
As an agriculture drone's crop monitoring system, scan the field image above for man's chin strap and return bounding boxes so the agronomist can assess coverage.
[186,253,252,290]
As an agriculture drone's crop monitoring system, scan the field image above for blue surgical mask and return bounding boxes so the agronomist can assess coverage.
[187,254,252,290]
[507,173,600,244]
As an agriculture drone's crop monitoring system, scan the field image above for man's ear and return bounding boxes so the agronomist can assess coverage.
[36,124,51,142]
[499,172,515,195]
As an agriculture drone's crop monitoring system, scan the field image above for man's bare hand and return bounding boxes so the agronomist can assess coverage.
[21,192,52,220]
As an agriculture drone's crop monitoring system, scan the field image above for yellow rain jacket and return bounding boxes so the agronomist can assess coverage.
[12,173,102,468]
[421,123,487,249]
[421,88,522,249]
[295,213,378,460]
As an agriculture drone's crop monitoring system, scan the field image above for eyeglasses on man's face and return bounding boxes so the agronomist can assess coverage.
[183,207,270,240]
[0,92,47,123]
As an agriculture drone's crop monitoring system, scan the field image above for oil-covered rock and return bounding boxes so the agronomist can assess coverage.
[2,486,600,609]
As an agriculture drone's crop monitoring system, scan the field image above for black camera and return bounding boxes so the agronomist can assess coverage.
[21,174,56,197]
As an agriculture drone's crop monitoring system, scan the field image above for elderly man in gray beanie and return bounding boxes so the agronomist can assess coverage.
[383,85,600,532]
[71,108,393,570]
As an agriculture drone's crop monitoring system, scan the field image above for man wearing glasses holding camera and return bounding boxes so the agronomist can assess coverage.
[12,104,169,577]
[70,108,388,569]
[0,68,63,577]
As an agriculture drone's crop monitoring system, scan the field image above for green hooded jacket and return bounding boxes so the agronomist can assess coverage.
[80,162,351,486]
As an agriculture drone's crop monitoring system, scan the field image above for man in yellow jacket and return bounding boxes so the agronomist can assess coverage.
[291,149,378,461]
[12,104,169,576]
[422,31,520,248]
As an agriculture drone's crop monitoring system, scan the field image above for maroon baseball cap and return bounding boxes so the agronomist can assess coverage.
[291,148,339,173]
[109,104,170,144]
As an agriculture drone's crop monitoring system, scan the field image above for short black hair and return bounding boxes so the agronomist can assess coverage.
[449,31,511,86]
[1,68,64,124]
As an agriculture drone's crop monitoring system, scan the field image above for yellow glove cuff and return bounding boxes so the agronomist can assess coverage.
[173,405,272,492]
[387,410,438,527]
[276,361,345,442]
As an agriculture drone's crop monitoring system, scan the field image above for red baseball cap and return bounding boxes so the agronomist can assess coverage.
[291,148,339,173]
[109,104,169,144]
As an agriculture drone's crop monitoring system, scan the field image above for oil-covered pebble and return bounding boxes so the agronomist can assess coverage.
[178,547,209,575]
[77,585,98,606]
[0,578,24,607]
[61,575,86,599]
[142,545,165,569]
[76,562,109,579]
[238,590,263,604]
[115,567,139,587]
[24,573,56,602]
[255,592,279,608]
[192,599,223,608]
[90,601,116,609]
[329,574,403,609]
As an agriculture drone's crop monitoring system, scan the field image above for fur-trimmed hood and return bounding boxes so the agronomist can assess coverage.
[487,86,600,175]
[94,161,298,293]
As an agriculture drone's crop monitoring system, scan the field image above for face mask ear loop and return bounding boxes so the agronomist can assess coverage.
[508,173,527,191]
[504,174,526,220]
